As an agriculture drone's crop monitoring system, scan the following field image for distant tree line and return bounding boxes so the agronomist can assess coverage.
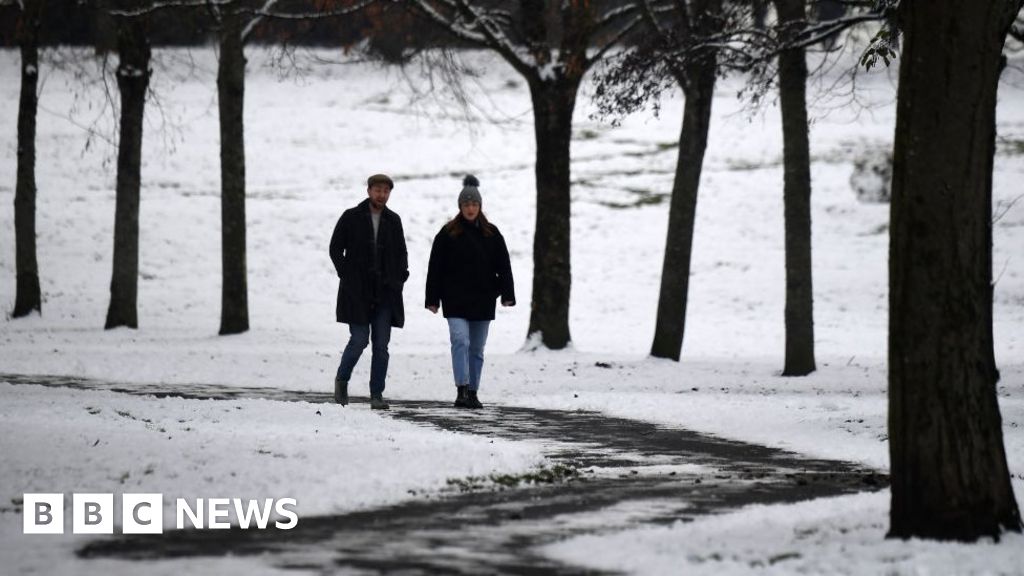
[0,0,445,56]
[2,0,625,54]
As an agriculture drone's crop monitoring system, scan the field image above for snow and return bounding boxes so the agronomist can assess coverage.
[1,46,1023,574]
[542,483,1024,575]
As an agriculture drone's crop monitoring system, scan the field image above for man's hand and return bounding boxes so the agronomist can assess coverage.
[501,301,515,307]
[427,305,439,314]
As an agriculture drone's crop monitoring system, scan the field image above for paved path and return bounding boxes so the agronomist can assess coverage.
[5,374,886,575]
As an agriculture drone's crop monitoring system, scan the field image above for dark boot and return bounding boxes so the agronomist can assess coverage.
[334,377,348,406]
[454,385,469,408]
[370,395,390,410]
[465,389,483,409]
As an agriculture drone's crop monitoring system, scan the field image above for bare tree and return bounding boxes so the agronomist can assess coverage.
[888,0,1023,540]
[105,3,152,329]
[646,0,724,362]
[212,0,375,335]
[10,0,44,318]
[774,0,815,376]
[213,1,264,335]
[409,0,642,350]
[593,0,730,361]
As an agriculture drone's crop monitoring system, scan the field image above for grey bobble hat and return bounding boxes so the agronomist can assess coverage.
[458,175,482,206]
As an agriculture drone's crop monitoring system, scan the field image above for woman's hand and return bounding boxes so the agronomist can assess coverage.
[501,300,515,307]
[427,305,439,314]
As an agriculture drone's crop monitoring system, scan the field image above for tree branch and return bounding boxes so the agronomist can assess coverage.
[112,0,377,21]
[241,0,277,40]
[409,0,535,79]
[454,0,534,77]
[639,0,671,41]
[678,8,886,71]
[111,0,229,17]
[408,0,488,45]
[586,14,644,69]
[781,11,887,53]
[240,0,378,21]
[594,3,641,28]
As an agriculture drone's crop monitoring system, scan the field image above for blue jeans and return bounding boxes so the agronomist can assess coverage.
[447,318,490,391]
[337,305,392,396]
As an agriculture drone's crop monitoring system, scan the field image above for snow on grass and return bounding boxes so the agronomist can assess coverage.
[541,481,1024,576]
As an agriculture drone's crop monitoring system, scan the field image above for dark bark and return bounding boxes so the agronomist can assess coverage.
[526,79,577,349]
[217,13,249,335]
[888,0,1022,541]
[12,0,43,318]
[104,16,151,330]
[775,0,816,376]
[649,60,716,361]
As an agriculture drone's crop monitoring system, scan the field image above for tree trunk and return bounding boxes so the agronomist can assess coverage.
[217,14,249,335]
[12,0,43,318]
[775,0,816,376]
[888,0,1022,541]
[649,62,716,361]
[105,17,150,330]
[526,80,577,349]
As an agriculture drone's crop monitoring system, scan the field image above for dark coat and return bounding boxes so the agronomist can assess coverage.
[425,217,515,321]
[330,199,408,327]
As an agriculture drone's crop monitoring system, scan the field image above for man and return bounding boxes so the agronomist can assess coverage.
[330,174,408,410]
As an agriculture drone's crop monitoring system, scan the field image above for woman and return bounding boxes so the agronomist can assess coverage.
[426,175,515,409]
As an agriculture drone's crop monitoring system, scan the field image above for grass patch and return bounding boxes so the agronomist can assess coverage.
[446,463,582,493]
[597,188,669,209]
[999,138,1024,155]
[725,157,781,171]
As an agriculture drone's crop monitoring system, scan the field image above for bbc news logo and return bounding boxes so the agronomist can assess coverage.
[23,493,298,534]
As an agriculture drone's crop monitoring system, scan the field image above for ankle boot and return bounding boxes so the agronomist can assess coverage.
[334,376,348,406]
[454,385,469,408]
[465,389,483,409]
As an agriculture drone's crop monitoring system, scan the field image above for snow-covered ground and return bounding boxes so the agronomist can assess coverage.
[1,47,1023,574]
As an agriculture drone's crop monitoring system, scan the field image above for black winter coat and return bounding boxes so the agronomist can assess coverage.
[425,217,515,321]
[330,199,409,327]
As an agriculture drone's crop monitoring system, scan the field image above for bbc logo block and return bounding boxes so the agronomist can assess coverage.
[121,493,163,534]
[23,494,64,534]
[73,493,114,534]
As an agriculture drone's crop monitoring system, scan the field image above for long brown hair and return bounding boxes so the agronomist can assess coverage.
[445,211,495,237]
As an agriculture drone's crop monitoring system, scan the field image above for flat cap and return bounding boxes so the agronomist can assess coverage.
[367,174,394,190]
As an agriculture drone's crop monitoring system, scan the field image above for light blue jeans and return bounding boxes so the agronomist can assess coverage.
[447,318,490,391]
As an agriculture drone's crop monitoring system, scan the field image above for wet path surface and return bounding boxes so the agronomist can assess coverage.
[5,374,886,575]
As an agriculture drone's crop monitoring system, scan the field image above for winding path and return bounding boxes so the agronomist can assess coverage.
[5,374,885,575]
